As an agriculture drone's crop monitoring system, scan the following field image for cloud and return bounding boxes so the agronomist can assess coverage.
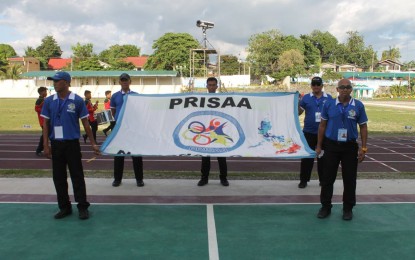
[1,0,415,61]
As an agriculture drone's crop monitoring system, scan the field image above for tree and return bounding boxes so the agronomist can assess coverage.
[246,29,285,77]
[0,44,17,73]
[0,63,22,80]
[25,35,62,69]
[105,59,136,70]
[98,44,141,70]
[343,31,374,68]
[276,49,305,80]
[402,60,415,71]
[220,55,240,75]
[0,44,17,61]
[281,35,304,53]
[299,35,321,73]
[70,42,98,71]
[72,42,94,60]
[322,70,342,82]
[144,32,200,75]
[308,30,338,63]
[71,56,103,71]
[381,46,401,61]
[99,44,140,63]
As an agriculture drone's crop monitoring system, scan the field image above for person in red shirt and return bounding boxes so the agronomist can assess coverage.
[102,90,115,136]
[82,90,98,143]
[35,87,47,156]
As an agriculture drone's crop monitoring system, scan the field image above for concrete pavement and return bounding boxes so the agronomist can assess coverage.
[1,178,414,198]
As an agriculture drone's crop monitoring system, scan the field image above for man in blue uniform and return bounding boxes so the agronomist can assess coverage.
[197,77,229,187]
[315,78,368,221]
[41,71,100,220]
[110,73,144,187]
[298,77,332,188]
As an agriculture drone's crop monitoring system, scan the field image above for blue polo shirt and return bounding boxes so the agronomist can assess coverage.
[300,92,332,134]
[110,89,137,121]
[41,92,88,140]
[321,97,368,142]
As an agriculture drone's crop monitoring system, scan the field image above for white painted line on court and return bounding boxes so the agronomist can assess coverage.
[207,204,219,260]
[368,142,415,161]
[365,155,400,172]
[375,138,415,149]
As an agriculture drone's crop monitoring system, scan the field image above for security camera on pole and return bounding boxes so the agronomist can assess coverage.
[196,20,215,48]
[189,20,223,92]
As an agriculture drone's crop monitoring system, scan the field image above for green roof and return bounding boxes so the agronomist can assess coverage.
[341,72,415,79]
[22,70,178,78]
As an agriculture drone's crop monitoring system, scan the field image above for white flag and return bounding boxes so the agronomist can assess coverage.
[101,92,315,158]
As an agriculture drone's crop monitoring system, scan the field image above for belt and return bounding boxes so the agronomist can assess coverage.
[51,139,79,143]
[325,138,357,145]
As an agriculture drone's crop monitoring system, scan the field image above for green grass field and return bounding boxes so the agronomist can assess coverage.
[1,98,414,135]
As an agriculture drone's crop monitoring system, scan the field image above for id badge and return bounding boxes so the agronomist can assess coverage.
[54,126,63,139]
[337,128,347,142]
[315,112,321,122]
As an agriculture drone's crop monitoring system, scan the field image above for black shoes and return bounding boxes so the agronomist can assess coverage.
[54,208,72,219]
[83,134,87,144]
[298,181,307,188]
[113,180,144,187]
[54,207,89,220]
[35,151,43,157]
[220,178,229,186]
[103,129,108,137]
[317,207,353,220]
[342,209,353,221]
[79,209,89,220]
[197,178,208,186]
[198,178,229,186]
[317,207,331,219]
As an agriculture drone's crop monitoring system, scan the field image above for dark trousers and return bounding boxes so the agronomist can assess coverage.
[51,140,90,210]
[320,139,358,210]
[103,121,115,133]
[36,127,43,153]
[300,132,323,182]
[201,157,227,179]
[114,156,144,181]
[83,120,98,143]
[90,120,97,142]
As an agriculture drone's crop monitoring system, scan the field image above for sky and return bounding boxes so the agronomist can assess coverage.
[1,0,415,62]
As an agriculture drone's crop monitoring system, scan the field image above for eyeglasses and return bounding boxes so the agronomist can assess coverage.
[311,83,322,87]
[338,85,352,90]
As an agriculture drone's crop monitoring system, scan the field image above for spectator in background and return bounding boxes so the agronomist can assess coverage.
[35,86,47,156]
[82,90,98,144]
[102,90,115,136]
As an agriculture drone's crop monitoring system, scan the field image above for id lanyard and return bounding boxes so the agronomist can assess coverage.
[56,94,70,126]
[53,94,69,139]
[313,96,322,122]
[337,102,350,141]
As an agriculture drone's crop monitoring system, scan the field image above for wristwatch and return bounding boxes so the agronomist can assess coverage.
[361,147,368,153]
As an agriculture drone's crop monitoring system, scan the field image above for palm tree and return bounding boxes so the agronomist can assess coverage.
[4,64,22,79]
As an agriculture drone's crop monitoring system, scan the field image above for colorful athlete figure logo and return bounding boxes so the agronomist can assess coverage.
[173,111,245,154]
[184,118,234,146]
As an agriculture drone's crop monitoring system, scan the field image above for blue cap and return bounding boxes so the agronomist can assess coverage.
[47,71,71,83]
[119,73,131,80]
